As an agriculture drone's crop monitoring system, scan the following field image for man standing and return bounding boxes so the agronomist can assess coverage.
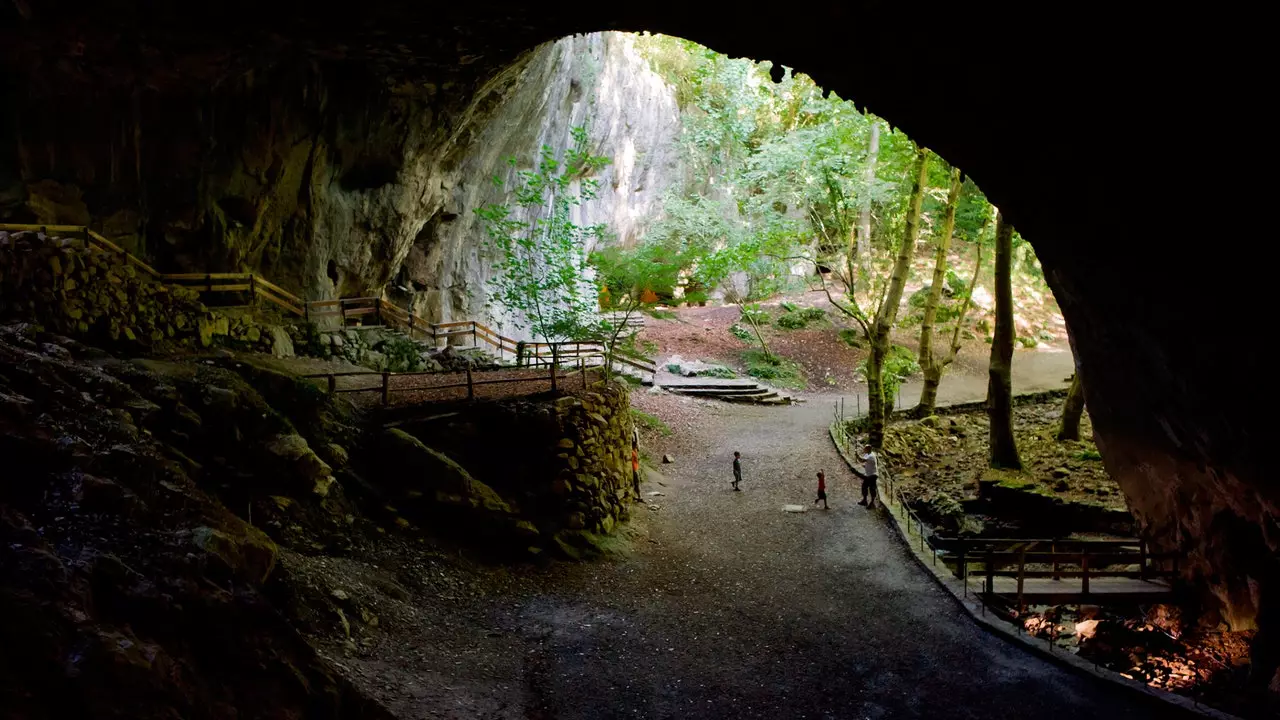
[814,471,828,509]
[856,444,879,508]
[732,451,743,491]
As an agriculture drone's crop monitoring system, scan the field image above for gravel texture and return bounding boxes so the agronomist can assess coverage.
[287,361,1190,719]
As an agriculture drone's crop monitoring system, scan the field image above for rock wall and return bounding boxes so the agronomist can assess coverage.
[374,379,637,558]
[2,32,680,342]
[392,33,682,332]
[0,230,293,355]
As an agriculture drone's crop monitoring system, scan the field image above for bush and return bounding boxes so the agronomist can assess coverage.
[775,312,808,329]
[697,366,736,379]
[838,328,864,348]
[774,305,826,330]
[376,334,428,372]
[729,324,753,342]
[742,349,805,389]
[646,308,679,320]
[631,409,672,436]
[1017,335,1038,348]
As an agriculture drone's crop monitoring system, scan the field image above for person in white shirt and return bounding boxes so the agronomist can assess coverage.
[854,444,879,508]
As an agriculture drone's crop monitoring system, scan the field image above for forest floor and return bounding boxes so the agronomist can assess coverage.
[880,401,1127,536]
[636,273,1066,393]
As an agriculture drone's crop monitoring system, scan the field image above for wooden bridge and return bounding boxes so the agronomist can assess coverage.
[936,537,1179,607]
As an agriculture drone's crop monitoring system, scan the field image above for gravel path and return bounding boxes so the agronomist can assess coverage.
[308,348,1179,718]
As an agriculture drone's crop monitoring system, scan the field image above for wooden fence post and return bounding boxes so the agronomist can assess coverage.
[466,365,474,400]
[1052,541,1059,581]
[1139,540,1148,581]
[472,322,477,348]
[249,274,257,306]
[340,302,348,326]
[327,374,336,395]
[1081,553,1090,595]
[381,371,390,406]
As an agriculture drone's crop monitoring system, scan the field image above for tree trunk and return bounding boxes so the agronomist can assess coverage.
[866,334,888,447]
[987,211,1022,469]
[865,147,928,447]
[1057,371,1086,441]
[916,165,962,415]
[854,121,880,290]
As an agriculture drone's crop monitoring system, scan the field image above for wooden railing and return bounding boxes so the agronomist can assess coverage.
[945,537,1179,608]
[302,345,604,405]
[2,223,658,377]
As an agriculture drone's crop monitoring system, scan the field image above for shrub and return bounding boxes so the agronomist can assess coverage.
[697,366,736,379]
[742,349,805,389]
[838,328,864,348]
[377,334,428,372]
[799,307,825,322]
[780,301,799,313]
[775,312,808,329]
[729,324,753,342]
[646,308,679,320]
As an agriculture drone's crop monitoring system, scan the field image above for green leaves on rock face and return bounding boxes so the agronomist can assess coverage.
[476,126,611,342]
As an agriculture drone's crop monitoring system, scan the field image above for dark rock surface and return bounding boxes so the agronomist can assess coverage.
[0,0,1269,692]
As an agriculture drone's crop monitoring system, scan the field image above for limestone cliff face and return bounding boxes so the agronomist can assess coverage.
[3,32,679,340]
[392,32,682,332]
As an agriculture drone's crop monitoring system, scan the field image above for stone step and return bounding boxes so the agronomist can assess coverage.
[667,386,770,396]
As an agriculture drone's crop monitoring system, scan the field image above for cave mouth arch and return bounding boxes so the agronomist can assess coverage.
[0,0,1268,685]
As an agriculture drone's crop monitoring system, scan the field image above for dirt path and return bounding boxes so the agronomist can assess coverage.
[316,349,1195,719]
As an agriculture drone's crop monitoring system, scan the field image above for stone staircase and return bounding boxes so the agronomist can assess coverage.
[660,378,795,405]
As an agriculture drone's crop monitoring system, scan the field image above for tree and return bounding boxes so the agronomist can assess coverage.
[590,244,680,367]
[823,146,930,447]
[917,167,962,371]
[855,120,880,290]
[916,248,983,416]
[987,211,1022,469]
[1057,370,1086,441]
[475,126,610,342]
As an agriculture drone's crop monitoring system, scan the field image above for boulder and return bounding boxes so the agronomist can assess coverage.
[190,523,278,583]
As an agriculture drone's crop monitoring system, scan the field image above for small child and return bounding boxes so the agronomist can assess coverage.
[814,470,828,509]
[732,451,743,491]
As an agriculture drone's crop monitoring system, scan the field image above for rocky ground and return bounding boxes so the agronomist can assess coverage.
[881,400,1127,535]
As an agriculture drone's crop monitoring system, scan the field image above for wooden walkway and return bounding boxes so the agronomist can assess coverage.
[965,575,1174,604]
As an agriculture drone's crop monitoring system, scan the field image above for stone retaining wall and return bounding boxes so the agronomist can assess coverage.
[371,379,636,558]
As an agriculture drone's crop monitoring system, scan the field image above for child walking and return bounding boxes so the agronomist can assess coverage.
[814,470,828,509]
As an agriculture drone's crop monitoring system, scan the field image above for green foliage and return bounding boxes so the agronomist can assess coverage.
[631,408,672,437]
[291,322,329,358]
[1017,336,1038,348]
[859,344,919,403]
[1074,449,1103,461]
[775,304,826,330]
[729,323,753,342]
[697,366,737,379]
[476,126,610,342]
[838,328,865,348]
[775,312,808,330]
[377,335,427,373]
[645,308,678,320]
[741,349,805,389]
